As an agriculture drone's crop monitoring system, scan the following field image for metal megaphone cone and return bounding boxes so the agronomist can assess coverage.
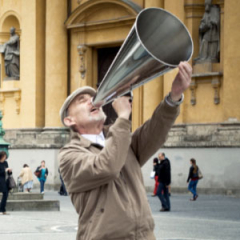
[92,7,193,107]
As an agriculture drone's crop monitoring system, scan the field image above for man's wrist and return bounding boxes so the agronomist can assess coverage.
[118,113,130,120]
[170,92,182,102]
[165,92,184,107]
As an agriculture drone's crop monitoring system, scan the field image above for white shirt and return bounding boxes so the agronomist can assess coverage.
[82,132,105,147]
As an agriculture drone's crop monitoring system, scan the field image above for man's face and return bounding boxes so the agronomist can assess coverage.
[66,93,106,130]
[158,153,164,161]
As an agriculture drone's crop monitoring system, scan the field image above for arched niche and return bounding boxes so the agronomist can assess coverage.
[0,11,21,33]
[0,12,21,83]
[66,0,142,28]
[2,15,20,32]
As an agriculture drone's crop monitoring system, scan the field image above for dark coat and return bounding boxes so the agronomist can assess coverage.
[157,158,171,185]
[0,161,9,192]
[187,166,199,182]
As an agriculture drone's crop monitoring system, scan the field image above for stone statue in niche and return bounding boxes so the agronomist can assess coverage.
[194,0,220,63]
[0,27,20,79]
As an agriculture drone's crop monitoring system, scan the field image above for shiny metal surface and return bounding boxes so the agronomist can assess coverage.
[93,8,193,107]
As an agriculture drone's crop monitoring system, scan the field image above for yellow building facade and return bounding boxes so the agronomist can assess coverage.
[1,0,239,130]
[0,0,240,193]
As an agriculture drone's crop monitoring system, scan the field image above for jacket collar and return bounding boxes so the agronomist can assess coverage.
[70,130,91,148]
[70,125,110,149]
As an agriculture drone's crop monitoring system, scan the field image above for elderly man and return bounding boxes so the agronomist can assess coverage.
[58,61,192,240]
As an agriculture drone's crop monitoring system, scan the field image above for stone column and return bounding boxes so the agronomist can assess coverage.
[45,0,68,127]
[141,0,165,123]
[223,0,240,122]
[163,0,186,124]
[35,0,46,127]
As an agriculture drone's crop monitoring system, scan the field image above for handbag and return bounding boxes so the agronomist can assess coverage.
[34,170,41,178]
[150,171,155,179]
[7,175,17,190]
[198,169,203,179]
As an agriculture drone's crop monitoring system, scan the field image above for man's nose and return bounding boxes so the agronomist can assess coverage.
[88,97,93,105]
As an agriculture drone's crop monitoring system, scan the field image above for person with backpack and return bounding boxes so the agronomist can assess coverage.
[187,158,202,201]
[35,160,48,194]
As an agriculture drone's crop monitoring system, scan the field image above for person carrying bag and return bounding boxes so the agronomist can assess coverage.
[0,151,12,215]
[187,158,202,201]
[34,169,41,178]
[7,175,16,190]
[35,160,48,194]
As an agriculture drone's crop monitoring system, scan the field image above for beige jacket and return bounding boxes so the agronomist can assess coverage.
[19,167,33,185]
[58,100,179,240]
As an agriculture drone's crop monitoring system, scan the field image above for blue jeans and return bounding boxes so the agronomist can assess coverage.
[188,180,198,198]
[0,191,9,213]
[157,182,170,210]
[40,180,45,193]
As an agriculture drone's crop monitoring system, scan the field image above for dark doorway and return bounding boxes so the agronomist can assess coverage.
[97,47,120,125]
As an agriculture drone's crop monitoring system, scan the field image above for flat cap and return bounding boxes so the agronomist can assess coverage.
[59,86,96,126]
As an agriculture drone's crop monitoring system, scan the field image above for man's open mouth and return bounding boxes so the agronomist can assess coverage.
[90,107,99,113]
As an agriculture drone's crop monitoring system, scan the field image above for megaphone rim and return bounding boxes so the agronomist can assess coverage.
[135,7,194,68]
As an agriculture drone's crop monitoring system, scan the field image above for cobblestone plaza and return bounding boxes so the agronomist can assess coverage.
[1,191,240,240]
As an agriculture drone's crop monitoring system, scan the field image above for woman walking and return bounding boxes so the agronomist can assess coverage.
[0,151,12,215]
[187,158,200,201]
[35,160,48,194]
[152,158,160,196]
[19,164,33,193]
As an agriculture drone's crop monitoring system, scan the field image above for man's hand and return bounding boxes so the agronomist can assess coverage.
[170,61,192,102]
[112,96,132,120]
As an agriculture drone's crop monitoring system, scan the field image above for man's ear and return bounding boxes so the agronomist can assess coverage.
[63,116,75,127]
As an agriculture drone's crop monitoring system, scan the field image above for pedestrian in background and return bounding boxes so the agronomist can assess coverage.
[0,151,12,215]
[157,152,171,212]
[152,157,159,196]
[35,160,48,194]
[19,164,33,193]
[58,168,68,196]
[187,158,200,201]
